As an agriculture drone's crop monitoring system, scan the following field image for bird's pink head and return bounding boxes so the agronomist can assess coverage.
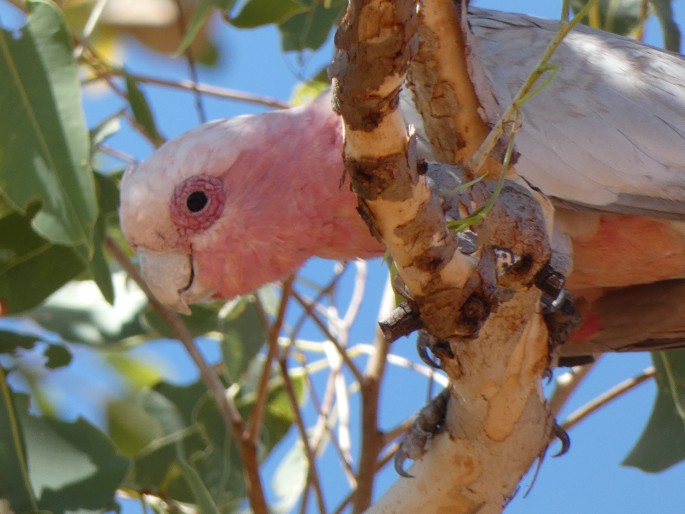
[119,94,382,312]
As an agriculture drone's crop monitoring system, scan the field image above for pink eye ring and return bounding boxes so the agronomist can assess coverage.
[170,175,225,231]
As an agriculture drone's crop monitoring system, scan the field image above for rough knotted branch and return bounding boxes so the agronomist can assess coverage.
[331,0,494,341]
[332,0,557,512]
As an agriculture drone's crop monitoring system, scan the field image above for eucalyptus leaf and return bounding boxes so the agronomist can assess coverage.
[2,391,129,513]
[0,375,38,513]
[278,0,345,51]
[125,75,163,146]
[271,441,308,514]
[0,328,72,370]
[231,0,306,29]
[571,0,643,34]
[22,403,131,513]
[0,0,97,249]
[28,273,149,346]
[144,303,222,339]
[651,0,681,52]
[220,298,268,383]
[106,398,164,457]
[0,210,86,314]
[177,0,237,55]
[623,350,685,471]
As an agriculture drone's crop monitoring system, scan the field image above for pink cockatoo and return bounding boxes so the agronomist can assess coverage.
[119,8,685,357]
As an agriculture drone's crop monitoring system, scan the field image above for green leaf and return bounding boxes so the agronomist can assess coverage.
[107,399,164,457]
[651,0,681,52]
[571,0,643,35]
[0,369,38,513]
[178,0,237,55]
[623,350,685,471]
[278,0,345,51]
[42,343,71,369]
[220,298,268,383]
[90,116,121,151]
[0,329,72,370]
[231,0,306,29]
[21,399,131,513]
[128,383,213,503]
[290,76,329,106]
[0,191,14,219]
[28,273,150,346]
[128,367,304,510]
[144,303,222,340]
[271,441,308,514]
[125,75,163,146]
[0,0,97,249]
[175,441,221,514]
[0,210,86,313]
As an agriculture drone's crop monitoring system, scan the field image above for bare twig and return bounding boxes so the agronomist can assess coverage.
[353,280,395,513]
[90,67,290,109]
[548,360,597,417]
[247,277,293,444]
[561,367,655,431]
[6,0,26,12]
[104,237,269,514]
[97,144,137,164]
[292,290,364,384]
[82,0,110,41]
[277,359,327,513]
[173,0,207,123]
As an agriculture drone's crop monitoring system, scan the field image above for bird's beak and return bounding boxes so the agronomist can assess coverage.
[137,248,214,314]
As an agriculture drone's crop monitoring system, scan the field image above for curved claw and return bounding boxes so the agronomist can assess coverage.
[417,332,441,369]
[552,422,571,457]
[394,446,414,478]
[542,367,553,384]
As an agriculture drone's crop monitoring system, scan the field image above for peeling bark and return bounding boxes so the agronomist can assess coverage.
[331,0,555,512]
[372,289,552,514]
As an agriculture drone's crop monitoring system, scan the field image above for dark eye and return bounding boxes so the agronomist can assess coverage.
[171,175,225,231]
[187,191,208,212]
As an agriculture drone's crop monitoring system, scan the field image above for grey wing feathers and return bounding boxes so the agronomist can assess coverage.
[468,8,685,218]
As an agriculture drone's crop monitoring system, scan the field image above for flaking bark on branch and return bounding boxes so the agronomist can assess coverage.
[331,0,556,512]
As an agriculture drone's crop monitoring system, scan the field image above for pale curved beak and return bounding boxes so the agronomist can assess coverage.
[137,248,214,314]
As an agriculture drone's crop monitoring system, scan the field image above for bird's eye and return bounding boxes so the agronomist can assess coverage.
[171,175,225,232]
[187,191,208,212]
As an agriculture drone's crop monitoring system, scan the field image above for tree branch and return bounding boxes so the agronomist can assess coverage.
[562,367,655,431]
[104,238,269,514]
[331,0,556,511]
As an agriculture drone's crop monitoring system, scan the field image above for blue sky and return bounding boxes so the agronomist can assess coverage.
[2,0,685,512]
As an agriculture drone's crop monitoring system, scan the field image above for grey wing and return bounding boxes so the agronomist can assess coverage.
[469,8,685,219]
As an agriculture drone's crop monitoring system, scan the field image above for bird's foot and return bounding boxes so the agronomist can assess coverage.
[416,330,453,369]
[395,388,450,477]
[551,421,571,457]
[534,262,583,354]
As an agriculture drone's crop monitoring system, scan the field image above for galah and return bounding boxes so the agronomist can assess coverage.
[119,7,685,358]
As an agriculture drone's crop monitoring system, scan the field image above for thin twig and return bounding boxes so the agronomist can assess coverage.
[561,367,655,431]
[92,68,290,109]
[173,0,207,123]
[97,144,137,165]
[82,0,110,41]
[6,0,26,12]
[548,360,598,417]
[467,0,601,176]
[343,260,367,327]
[277,359,327,514]
[247,277,293,444]
[353,279,395,513]
[292,290,364,385]
[104,237,269,514]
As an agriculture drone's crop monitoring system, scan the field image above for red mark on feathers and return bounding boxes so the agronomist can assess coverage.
[568,215,685,290]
